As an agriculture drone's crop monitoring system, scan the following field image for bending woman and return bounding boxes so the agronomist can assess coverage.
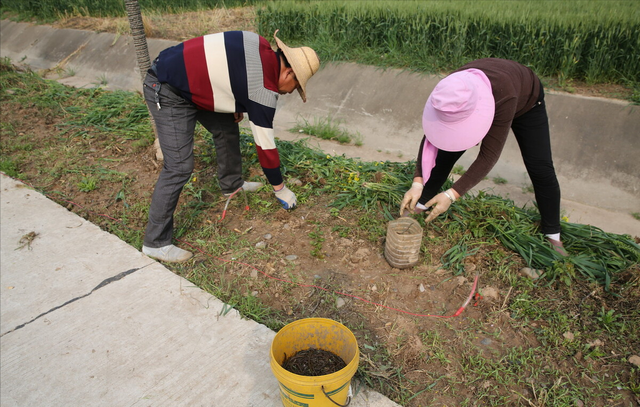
[400,58,566,255]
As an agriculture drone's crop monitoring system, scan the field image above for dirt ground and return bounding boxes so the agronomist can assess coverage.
[3,93,639,406]
[3,9,639,407]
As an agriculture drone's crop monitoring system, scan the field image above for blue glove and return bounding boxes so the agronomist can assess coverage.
[274,185,297,209]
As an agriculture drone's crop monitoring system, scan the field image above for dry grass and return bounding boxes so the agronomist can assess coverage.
[52,7,257,41]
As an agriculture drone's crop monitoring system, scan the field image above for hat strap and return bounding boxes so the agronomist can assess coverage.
[421,138,438,182]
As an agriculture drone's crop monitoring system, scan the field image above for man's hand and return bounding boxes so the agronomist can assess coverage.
[274,185,297,209]
[400,182,424,216]
[233,112,244,123]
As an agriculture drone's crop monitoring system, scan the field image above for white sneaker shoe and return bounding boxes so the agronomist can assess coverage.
[223,181,263,196]
[142,244,193,263]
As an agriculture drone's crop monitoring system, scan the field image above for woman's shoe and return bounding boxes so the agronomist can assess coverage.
[547,238,568,257]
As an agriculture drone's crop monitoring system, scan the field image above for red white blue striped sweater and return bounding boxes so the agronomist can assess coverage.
[154,31,283,185]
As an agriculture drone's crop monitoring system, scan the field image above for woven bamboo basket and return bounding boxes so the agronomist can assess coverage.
[384,217,423,269]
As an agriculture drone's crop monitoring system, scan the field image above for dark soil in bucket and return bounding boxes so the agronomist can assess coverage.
[282,349,347,376]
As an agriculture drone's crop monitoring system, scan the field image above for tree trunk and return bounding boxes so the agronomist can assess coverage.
[124,0,163,161]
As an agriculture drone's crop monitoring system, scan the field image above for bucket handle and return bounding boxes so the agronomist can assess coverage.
[322,385,351,407]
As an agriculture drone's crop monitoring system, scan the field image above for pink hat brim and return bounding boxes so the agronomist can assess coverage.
[422,69,495,152]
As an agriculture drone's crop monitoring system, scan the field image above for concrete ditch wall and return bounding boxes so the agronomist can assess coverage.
[275,63,640,215]
[1,20,639,234]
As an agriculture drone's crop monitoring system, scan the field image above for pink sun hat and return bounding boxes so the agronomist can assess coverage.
[422,69,495,152]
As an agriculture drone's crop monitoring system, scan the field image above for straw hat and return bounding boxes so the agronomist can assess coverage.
[422,69,495,151]
[273,30,320,103]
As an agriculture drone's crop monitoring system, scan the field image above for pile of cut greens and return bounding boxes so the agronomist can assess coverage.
[241,135,639,289]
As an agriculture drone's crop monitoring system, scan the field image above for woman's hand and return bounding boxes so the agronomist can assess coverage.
[400,181,424,216]
[424,188,458,222]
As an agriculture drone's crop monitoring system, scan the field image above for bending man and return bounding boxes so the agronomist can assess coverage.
[142,30,320,262]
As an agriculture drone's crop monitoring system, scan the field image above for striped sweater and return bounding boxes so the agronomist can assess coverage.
[154,31,283,185]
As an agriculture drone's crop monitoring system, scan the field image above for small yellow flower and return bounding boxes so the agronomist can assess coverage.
[562,216,569,222]
[326,155,331,159]
[192,176,197,182]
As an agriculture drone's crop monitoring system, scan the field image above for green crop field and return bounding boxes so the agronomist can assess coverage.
[258,1,640,86]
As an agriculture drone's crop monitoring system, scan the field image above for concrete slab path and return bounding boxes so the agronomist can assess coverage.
[0,173,400,407]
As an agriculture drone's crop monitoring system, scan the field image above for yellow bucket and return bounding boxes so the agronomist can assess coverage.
[270,318,360,407]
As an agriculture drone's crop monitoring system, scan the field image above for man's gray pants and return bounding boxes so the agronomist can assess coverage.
[142,73,243,248]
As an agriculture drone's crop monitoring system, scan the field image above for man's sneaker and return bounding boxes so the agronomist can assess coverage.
[142,244,193,263]
[223,181,263,196]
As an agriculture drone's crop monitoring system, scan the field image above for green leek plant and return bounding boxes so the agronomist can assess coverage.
[438,192,639,289]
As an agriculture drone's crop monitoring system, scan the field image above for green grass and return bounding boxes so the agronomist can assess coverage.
[290,116,362,145]
[452,165,466,176]
[492,176,507,185]
[77,176,98,192]
[0,157,21,178]
[308,222,325,259]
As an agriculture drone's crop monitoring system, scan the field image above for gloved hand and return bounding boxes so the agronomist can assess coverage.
[424,189,457,222]
[274,185,297,209]
[400,182,424,216]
